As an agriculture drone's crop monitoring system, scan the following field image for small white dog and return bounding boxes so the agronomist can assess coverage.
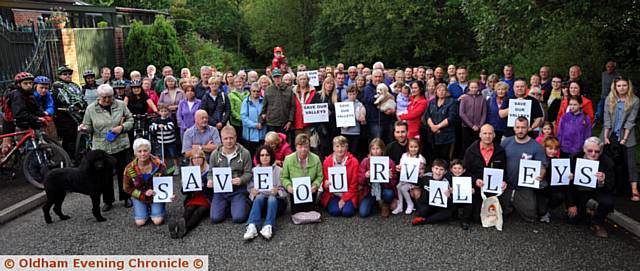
[374,83,396,112]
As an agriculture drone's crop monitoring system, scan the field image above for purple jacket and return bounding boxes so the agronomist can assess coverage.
[557,111,591,154]
[176,98,201,135]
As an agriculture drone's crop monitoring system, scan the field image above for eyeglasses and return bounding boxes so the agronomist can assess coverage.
[585,149,601,154]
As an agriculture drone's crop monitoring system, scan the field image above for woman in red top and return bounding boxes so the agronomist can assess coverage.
[556,81,594,131]
[320,136,359,217]
[399,80,428,138]
[292,73,316,135]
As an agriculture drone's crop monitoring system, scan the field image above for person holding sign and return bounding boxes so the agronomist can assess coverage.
[411,159,453,225]
[501,117,547,222]
[463,124,507,222]
[281,133,323,215]
[392,138,426,215]
[566,137,615,238]
[312,77,338,159]
[244,145,287,240]
[537,137,568,224]
[358,138,398,217]
[169,149,211,239]
[501,79,543,138]
[123,138,170,227]
[340,85,366,157]
[449,160,474,230]
[209,126,253,224]
[292,73,317,137]
[398,81,428,139]
[320,136,359,217]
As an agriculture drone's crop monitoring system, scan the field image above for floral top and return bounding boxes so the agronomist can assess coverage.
[123,155,167,203]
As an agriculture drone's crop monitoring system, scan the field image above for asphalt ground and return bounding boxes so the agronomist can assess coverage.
[1,177,639,270]
[0,172,40,210]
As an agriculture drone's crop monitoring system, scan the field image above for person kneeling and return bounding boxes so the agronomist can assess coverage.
[411,159,453,225]
[320,136,359,217]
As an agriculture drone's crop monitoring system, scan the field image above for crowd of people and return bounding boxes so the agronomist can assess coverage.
[2,52,637,240]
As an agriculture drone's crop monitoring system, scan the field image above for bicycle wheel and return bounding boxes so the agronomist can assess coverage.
[23,144,71,189]
[74,132,91,165]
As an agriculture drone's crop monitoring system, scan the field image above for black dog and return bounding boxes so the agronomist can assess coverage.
[42,150,116,224]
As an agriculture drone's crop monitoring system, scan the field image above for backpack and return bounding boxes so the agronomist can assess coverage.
[1,88,16,122]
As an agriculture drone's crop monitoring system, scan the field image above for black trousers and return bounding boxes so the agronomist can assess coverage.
[462,126,479,155]
[54,114,78,159]
[103,149,130,204]
[567,190,614,226]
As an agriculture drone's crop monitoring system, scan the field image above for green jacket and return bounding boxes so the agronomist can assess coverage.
[82,99,134,154]
[261,83,295,127]
[280,151,323,190]
[228,89,249,127]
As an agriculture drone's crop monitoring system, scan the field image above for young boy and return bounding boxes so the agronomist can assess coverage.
[411,159,453,225]
[150,104,179,175]
[341,86,366,156]
[449,159,474,230]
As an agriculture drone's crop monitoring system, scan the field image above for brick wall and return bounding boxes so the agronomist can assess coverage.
[12,10,42,29]
[114,27,125,66]
[60,29,80,84]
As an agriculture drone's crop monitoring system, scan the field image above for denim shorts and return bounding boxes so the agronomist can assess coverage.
[132,198,166,220]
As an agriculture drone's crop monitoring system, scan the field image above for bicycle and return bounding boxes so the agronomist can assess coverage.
[74,129,92,166]
[132,113,156,140]
[0,127,71,189]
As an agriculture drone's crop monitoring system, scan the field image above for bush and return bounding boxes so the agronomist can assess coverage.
[180,32,246,75]
[97,21,108,28]
[125,16,186,73]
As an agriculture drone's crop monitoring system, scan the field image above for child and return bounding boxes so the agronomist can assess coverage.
[150,104,180,175]
[271,46,287,70]
[358,138,398,218]
[169,149,211,239]
[411,159,453,225]
[341,86,366,155]
[449,159,474,230]
[396,85,410,116]
[557,96,591,158]
[537,137,567,224]
[536,121,554,145]
[392,138,426,215]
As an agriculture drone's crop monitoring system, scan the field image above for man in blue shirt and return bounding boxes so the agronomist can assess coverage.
[335,72,347,102]
[447,66,469,99]
[501,64,515,98]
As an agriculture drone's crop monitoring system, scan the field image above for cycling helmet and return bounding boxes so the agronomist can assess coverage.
[57,65,73,74]
[274,46,283,54]
[82,69,96,78]
[14,72,35,83]
[130,80,142,88]
[34,76,50,85]
[112,80,126,89]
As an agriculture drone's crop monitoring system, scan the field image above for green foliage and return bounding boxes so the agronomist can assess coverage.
[125,16,186,73]
[96,21,108,28]
[84,0,169,10]
[180,32,247,75]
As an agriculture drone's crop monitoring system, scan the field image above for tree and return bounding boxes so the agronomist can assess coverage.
[125,16,186,73]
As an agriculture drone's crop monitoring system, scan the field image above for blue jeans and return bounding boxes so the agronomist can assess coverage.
[132,199,166,220]
[327,196,356,217]
[595,97,605,124]
[210,191,249,224]
[359,189,394,217]
[247,194,281,228]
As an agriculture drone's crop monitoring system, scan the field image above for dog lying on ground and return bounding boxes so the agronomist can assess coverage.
[374,83,396,112]
[42,150,115,223]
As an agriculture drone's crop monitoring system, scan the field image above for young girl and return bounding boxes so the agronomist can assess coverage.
[396,85,410,116]
[537,137,567,223]
[358,138,398,218]
[244,145,287,240]
[536,121,554,145]
[168,149,211,239]
[557,96,591,157]
[392,138,426,215]
[449,159,474,230]
[150,104,180,175]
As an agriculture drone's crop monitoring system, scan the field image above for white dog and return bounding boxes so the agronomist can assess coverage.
[373,83,396,112]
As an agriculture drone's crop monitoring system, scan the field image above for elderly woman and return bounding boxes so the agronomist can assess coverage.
[567,137,615,238]
[123,138,170,227]
[142,78,159,114]
[241,83,267,157]
[208,126,252,224]
[253,131,291,166]
[158,75,185,114]
[281,133,323,215]
[80,84,134,211]
[176,84,201,138]
[602,76,640,201]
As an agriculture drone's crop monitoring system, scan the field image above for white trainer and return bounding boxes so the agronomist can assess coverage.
[243,224,258,240]
[260,225,273,239]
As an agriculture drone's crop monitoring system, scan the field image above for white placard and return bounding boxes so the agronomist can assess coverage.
[507,99,532,127]
[574,158,599,188]
[153,176,173,203]
[253,167,273,192]
[429,180,449,208]
[327,166,348,193]
[305,70,319,87]
[550,159,571,186]
[335,102,356,127]
[399,157,421,184]
[302,103,329,123]
[482,168,504,194]
[211,167,233,193]
[369,156,389,183]
[452,177,473,204]
[517,159,541,189]
[181,166,202,192]
[292,177,313,204]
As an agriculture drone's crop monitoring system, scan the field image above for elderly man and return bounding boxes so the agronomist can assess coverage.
[346,66,358,86]
[261,68,295,134]
[113,66,129,85]
[363,69,395,143]
[146,65,159,90]
[567,137,615,238]
[567,65,590,96]
[501,117,547,222]
[207,125,252,223]
[464,124,507,225]
[96,67,112,86]
[195,66,213,99]
[182,109,221,159]
[155,66,173,94]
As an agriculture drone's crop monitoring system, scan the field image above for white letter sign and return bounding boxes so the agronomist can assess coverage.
[302,103,329,123]
[574,158,599,188]
[452,177,473,204]
[507,99,532,127]
[483,168,504,194]
[253,167,273,192]
[212,167,233,193]
[518,159,541,189]
[429,180,449,208]
[328,166,348,193]
[335,102,356,128]
[181,166,202,192]
[399,157,421,184]
[153,176,173,203]
[292,177,312,204]
[369,156,389,183]
[550,159,571,186]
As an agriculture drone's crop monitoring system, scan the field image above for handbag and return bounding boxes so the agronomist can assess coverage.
[291,211,321,225]
[480,191,503,231]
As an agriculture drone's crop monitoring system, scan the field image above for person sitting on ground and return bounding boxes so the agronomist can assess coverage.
[411,159,453,225]
[320,136,359,217]
[280,133,323,215]
[358,138,398,218]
